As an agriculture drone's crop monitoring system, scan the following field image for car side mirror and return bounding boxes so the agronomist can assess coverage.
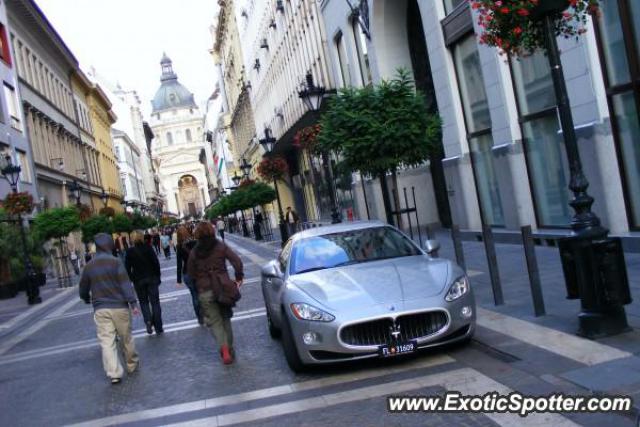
[424,240,440,257]
[261,260,279,278]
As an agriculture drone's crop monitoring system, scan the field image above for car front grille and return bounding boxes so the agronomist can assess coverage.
[340,310,448,347]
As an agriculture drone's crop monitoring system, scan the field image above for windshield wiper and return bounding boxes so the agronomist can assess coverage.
[294,266,329,274]
[332,260,361,268]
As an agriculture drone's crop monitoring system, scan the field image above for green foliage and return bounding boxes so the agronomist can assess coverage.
[33,207,81,240]
[81,215,113,243]
[318,69,441,177]
[131,212,157,230]
[206,182,276,218]
[0,216,46,281]
[112,213,133,234]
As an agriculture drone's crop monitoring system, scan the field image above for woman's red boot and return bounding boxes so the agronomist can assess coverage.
[220,345,233,365]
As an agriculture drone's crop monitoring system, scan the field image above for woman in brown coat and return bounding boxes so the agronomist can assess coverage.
[187,222,244,364]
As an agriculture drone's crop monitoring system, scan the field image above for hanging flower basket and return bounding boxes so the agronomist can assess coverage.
[3,192,34,216]
[99,206,115,217]
[76,203,93,222]
[472,0,600,56]
[293,124,321,151]
[257,156,289,181]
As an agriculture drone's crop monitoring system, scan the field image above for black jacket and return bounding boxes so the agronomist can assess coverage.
[176,240,196,283]
[125,244,161,284]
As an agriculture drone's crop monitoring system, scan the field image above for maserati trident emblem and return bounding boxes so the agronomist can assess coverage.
[389,322,401,340]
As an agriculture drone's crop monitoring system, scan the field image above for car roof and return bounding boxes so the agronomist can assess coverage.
[290,220,389,241]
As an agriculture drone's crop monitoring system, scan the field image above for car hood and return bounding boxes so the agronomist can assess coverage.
[289,255,450,310]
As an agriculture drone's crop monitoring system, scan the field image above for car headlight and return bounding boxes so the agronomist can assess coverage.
[445,276,469,302]
[290,303,335,322]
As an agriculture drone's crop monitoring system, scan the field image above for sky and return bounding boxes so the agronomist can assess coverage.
[37,0,219,116]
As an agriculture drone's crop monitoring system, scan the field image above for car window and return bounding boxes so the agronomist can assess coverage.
[289,227,421,275]
[278,239,293,273]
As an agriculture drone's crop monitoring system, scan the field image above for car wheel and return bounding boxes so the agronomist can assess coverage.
[266,307,281,339]
[280,309,306,373]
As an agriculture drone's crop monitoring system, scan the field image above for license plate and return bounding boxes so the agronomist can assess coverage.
[379,341,417,357]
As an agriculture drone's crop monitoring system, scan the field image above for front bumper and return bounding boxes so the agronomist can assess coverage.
[287,293,476,365]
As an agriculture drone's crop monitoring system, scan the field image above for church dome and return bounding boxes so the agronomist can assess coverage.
[151,53,197,113]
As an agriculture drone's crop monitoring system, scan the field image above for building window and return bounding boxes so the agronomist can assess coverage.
[186,128,192,142]
[444,0,467,15]
[511,53,571,227]
[353,20,372,86]
[595,0,640,229]
[453,34,504,226]
[166,131,173,145]
[4,83,22,131]
[334,32,350,87]
[16,150,31,183]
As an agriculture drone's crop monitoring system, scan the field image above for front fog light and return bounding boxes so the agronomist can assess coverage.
[461,306,473,318]
[302,332,321,345]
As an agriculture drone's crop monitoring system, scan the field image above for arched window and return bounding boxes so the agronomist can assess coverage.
[166,131,173,145]
[185,129,192,142]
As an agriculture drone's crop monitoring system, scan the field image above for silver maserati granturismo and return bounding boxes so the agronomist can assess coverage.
[260,221,475,372]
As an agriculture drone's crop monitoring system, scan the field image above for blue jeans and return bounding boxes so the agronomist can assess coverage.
[183,274,201,321]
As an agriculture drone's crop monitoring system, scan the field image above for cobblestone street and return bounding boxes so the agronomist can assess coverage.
[0,234,637,427]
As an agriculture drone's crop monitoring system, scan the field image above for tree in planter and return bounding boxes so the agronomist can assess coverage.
[317,69,442,224]
[33,207,81,288]
[112,213,133,235]
[81,215,114,244]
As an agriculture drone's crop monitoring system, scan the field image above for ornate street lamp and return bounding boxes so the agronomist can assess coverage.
[534,2,631,338]
[239,158,252,178]
[1,154,42,305]
[67,180,82,206]
[297,73,341,224]
[297,72,326,112]
[259,128,289,245]
[231,172,242,187]
[100,189,109,207]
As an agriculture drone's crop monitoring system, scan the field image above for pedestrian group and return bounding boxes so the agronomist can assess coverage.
[79,219,243,384]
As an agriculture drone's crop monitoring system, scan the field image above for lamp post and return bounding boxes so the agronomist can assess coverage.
[100,189,109,208]
[237,160,252,237]
[259,128,289,246]
[297,72,341,224]
[535,4,631,338]
[1,154,42,305]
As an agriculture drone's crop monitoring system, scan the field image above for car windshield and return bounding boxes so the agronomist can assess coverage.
[289,226,422,275]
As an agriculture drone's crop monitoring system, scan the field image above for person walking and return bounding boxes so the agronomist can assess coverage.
[176,225,201,324]
[215,217,226,241]
[79,233,139,385]
[285,207,299,237]
[152,231,161,255]
[187,222,243,365]
[160,232,171,259]
[125,231,164,335]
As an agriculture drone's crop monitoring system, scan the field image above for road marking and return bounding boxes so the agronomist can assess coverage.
[225,240,270,267]
[162,367,578,427]
[161,266,177,272]
[0,287,75,331]
[66,354,455,427]
[0,294,81,356]
[0,308,267,365]
[476,307,632,366]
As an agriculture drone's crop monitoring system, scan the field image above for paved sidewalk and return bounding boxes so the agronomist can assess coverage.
[0,274,79,329]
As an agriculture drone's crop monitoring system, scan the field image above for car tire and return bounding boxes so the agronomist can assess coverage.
[280,309,306,373]
[266,307,281,339]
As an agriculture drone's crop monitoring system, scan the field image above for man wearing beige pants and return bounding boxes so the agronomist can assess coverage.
[80,233,140,384]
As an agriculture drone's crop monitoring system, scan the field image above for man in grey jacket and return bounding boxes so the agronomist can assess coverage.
[79,233,140,384]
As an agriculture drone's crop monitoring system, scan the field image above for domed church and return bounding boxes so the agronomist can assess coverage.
[149,53,209,218]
